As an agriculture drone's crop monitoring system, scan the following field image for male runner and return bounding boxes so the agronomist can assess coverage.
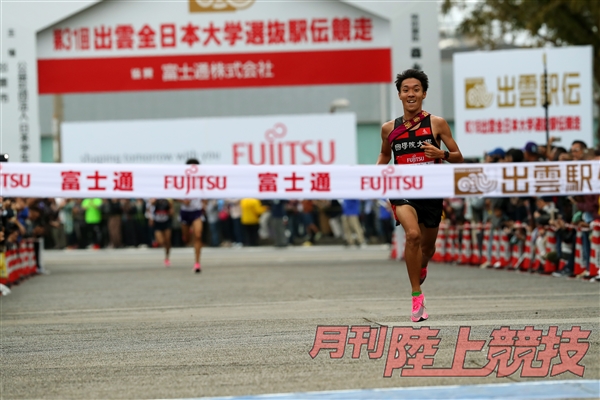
[149,198,173,267]
[180,158,205,273]
[377,69,464,322]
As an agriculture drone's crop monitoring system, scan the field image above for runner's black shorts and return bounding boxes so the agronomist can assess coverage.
[154,219,172,231]
[389,198,443,229]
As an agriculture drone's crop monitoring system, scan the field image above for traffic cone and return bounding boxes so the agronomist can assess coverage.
[574,228,586,277]
[444,224,455,263]
[432,222,446,263]
[589,221,600,278]
[480,223,491,268]
[390,231,397,260]
[490,229,500,267]
[0,251,6,286]
[469,222,482,266]
[543,227,558,274]
[459,222,472,265]
[519,231,535,271]
[7,247,18,285]
[494,230,510,269]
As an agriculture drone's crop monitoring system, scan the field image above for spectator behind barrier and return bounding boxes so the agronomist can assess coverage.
[523,141,542,162]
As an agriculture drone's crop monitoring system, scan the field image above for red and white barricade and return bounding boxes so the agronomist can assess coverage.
[480,223,491,267]
[573,229,586,277]
[0,251,6,286]
[390,231,398,260]
[494,230,511,269]
[509,222,525,270]
[543,227,558,274]
[445,224,456,263]
[470,222,482,266]
[1,239,40,289]
[590,221,600,278]
[431,222,446,263]
[490,229,500,267]
[396,220,596,279]
[459,222,472,265]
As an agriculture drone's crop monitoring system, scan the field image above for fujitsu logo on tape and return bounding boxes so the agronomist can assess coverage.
[0,164,31,188]
[189,0,254,13]
[360,165,423,196]
[164,164,227,194]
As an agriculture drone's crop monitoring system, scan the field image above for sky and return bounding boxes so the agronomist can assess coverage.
[1,0,98,31]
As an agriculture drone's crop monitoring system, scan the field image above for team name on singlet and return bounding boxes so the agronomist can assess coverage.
[390,115,440,165]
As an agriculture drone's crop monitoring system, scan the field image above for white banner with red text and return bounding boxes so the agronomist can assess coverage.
[1,161,599,199]
[453,46,594,158]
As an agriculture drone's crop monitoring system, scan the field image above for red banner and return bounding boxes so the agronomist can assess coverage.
[38,48,391,94]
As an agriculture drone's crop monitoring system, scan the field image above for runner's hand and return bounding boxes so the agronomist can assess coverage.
[421,142,444,159]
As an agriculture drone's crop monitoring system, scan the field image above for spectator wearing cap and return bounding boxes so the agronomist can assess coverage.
[523,142,542,162]
[485,148,505,163]
[570,140,588,161]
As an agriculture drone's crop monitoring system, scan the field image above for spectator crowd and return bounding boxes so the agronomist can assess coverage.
[1,139,598,281]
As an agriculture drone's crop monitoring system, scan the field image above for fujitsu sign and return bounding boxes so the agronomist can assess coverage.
[37,0,391,94]
[61,113,357,166]
[233,123,335,165]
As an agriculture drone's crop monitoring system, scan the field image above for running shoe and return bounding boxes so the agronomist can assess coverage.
[194,263,201,273]
[164,259,171,267]
[411,293,428,322]
[420,265,428,284]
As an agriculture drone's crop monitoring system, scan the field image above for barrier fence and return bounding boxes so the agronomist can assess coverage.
[392,220,600,278]
[0,239,43,294]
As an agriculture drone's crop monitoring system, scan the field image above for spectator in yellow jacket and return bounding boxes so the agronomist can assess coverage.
[240,198,266,246]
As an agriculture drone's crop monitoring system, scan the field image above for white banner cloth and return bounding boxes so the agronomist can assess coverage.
[1,161,598,199]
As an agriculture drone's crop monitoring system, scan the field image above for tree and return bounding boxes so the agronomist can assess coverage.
[442,0,600,145]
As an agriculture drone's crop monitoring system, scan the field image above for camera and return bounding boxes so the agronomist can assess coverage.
[0,153,8,162]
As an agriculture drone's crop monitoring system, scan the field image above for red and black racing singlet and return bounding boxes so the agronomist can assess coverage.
[389,114,441,165]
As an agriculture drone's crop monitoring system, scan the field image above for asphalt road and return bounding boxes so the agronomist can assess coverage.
[1,246,598,399]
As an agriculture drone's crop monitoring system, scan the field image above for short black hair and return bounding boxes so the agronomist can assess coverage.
[571,140,587,149]
[185,158,200,165]
[395,69,429,93]
[552,147,568,161]
[506,148,524,163]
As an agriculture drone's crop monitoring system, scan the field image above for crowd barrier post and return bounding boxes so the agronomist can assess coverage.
[470,222,482,266]
[432,221,447,263]
[574,229,586,277]
[590,221,600,278]
[444,224,454,263]
[480,223,491,268]
[490,229,500,267]
[459,222,472,265]
[0,249,8,286]
[509,222,524,270]
[543,227,558,274]
[494,230,510,269]
[390,231,398,260]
